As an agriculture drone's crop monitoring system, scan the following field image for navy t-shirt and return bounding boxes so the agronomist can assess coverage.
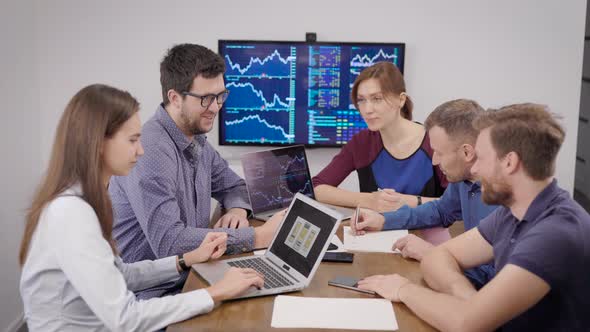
[478,179,590,331]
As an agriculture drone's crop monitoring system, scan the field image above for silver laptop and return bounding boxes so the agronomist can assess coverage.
[241,145,354,221]
[193,193,342,299]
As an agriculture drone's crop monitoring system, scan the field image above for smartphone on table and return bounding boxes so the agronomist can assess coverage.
[322,252,354,263]
[328,276,376,295]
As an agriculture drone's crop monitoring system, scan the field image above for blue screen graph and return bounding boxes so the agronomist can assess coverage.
[241,145,314,213]
[219,40,405,146]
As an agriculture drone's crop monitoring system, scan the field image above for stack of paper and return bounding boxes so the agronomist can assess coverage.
[343,226,408,253]
[271,295,398,330]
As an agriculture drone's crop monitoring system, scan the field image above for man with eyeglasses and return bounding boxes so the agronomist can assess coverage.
[108,44,282,299]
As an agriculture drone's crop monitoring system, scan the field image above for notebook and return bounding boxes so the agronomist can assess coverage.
[343,226,408,253]
[193,193,342,299]
[240,145,354,221]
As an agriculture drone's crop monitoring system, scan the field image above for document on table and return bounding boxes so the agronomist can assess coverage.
[329,233,346,252]
[343,226,408,253]
[271,295,398,330]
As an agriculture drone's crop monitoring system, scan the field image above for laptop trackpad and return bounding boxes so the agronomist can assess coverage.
[193,261,229,285]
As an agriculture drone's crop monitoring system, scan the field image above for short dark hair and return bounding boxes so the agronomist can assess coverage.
[474,103,565,180]
[350,62,413,120]
[160,44,226,105]
[424,99,485,145]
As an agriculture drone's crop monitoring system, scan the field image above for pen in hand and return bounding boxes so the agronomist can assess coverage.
[353,205,361,236]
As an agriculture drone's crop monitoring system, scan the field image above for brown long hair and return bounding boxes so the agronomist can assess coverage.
[351,61,414,120]
[19,84,139,265]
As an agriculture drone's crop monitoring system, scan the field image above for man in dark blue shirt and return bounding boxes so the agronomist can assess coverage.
[353,99,497,288]
[358,103,590,331]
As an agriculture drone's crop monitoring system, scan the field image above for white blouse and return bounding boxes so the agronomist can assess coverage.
[20,188,214,331]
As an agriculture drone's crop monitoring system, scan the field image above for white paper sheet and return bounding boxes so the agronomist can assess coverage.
[254,234,345,255]
[329,233,346,252]
[343,226,408,253]
[271,295,398,330]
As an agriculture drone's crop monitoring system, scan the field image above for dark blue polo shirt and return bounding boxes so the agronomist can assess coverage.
[478,179,590,331]
[384,181,498,288]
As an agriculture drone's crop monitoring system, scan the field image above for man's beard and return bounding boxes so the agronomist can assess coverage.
[441,161,470,183]
[180,107,208,136]
[481,176,514,206]
[444,168,468,183]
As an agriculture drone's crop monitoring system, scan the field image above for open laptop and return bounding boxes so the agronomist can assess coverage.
[241,145,354,221]
[193,193,342,299]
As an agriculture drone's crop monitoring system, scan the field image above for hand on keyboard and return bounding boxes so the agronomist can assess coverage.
[205,267,264,304]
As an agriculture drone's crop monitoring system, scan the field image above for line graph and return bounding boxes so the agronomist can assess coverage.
[277,153,307,173]
[242,148,313,212]
[221,44,296,144]
[350,47,399,68]
[349,46,402,90]
[224,114,294,144]
[248,175,313,212]
[225,82,293,111]
[224,45,295,79]
[219,41,404,146]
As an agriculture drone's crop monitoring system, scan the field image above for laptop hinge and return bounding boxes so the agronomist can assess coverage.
[266,257,299,283]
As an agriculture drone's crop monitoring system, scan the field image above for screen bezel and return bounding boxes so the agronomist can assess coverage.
[266,192,342,282]
[218,39,406,147]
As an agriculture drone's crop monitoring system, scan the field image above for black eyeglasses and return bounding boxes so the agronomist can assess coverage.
[181,89,230,108]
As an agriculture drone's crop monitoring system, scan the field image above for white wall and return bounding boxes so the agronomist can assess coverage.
[34,0,586,193]
[0,1,39,331]
[1,0,586,329]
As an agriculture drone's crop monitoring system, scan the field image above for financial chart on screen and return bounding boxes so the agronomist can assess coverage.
[241,145,314,213]
[219,40,405,147]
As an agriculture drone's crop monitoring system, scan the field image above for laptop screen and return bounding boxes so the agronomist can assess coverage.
[269,197,337,277]
[241,145,315,214]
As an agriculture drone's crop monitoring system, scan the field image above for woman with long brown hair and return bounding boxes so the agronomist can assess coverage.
[19,84,264,331]
[312,62,449,244]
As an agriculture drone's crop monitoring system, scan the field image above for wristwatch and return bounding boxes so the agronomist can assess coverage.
[416,196,422,206]
[177,254,190,271]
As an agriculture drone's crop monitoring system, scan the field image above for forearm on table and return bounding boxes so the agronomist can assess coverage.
[398,282,470,332]
[421,246,477,300]
[314,185,371,208]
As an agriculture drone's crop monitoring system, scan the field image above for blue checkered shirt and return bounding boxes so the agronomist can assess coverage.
[109,105,253,299]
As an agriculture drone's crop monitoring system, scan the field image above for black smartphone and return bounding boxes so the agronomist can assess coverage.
[328,276,376,295]
[322,252,354,263]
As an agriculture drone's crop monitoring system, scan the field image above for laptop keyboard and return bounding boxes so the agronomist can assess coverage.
[227,258,294,289]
